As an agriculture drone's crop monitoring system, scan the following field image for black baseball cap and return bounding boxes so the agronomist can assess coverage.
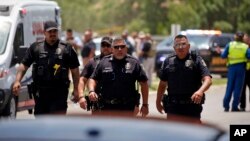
[44,21,58,31]
[101,36,113,45]
[235,31,244,38]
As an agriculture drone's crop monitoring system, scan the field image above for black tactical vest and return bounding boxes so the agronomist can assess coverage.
[32,41,69,86]
[166,54,202,98]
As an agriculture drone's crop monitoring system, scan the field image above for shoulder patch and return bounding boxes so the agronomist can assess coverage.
[200,58,207,67]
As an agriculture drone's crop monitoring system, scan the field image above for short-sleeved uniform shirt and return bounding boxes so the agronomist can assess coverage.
[91,54,148,99]
[81,55,102,78]
[22,40,80,84]
[159,53,211,98]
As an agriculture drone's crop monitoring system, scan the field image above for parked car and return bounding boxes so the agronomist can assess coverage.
[0,115,229,141]
[155,30,234,77]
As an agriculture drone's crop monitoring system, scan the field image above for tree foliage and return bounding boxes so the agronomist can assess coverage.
[54,0,250,35]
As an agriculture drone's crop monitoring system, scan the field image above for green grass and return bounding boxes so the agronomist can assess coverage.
[212,78,227,85]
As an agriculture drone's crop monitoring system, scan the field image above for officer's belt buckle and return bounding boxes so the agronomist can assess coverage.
[110,99,116,104]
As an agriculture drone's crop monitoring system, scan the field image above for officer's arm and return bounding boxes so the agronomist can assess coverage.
[70,67,80,95]
[78,76,88,99]
[87,78,99,101]
[198,76,212,94]
[13,64,29,95]
[139,81,149,105]
[221,43,229,58]
[15,63,29,83]
[88,78,97,92]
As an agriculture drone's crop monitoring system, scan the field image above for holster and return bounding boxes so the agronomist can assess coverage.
[28,82,38,102]
[85,96,91,111]
[135,92,141,107]
[162,94,169,113]
[85,95,104,111]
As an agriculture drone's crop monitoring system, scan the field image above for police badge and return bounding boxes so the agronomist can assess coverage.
[185,60,194,69]
[125,62,131,70]
[56,48,63,59]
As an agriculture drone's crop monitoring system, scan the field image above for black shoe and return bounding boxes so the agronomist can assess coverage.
[232,108,243,112]
[224,108,229,112]
[240,108,245,111]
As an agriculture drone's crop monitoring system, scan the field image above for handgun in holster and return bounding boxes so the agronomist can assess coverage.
[28,82,38,101]
[85,95,91,111]
[85,94,104,111]
[135,92,141,107]
[135,82,141,107]
[161,94,169,113]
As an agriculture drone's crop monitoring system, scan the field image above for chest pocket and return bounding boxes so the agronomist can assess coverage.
[102,69,115,82]
[37,52,49,76]
[122,68,134,83]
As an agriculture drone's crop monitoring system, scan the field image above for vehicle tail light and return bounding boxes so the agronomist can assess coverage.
[19,8,27,17]
[0,68,9,78]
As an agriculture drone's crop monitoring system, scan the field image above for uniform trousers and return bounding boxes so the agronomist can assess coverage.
[166,103,203,123]
[223,63,245,110]
[240,69,250,109]
[92,103,135,116]
[34,87,68,116]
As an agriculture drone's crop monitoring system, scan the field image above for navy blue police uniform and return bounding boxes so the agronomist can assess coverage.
[81,55,103,96]
[81,55,102,80]
[160,53,211,119]
[90,54,148,111]
[22,39,79,115]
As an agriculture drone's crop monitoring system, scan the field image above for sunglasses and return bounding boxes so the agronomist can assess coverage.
[113,45,126,49]
[101,43,111,48]
[173,43,189,49]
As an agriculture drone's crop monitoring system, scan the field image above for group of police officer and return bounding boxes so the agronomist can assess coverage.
[13,21,213,122]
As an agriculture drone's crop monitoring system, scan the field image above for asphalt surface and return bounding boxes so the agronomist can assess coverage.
[16,84,250,132]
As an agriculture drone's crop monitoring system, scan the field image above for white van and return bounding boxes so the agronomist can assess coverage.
[0,0,61,118]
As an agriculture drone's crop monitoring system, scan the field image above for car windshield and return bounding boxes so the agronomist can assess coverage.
[0,20,11,54]
[157,36,174,50]
[187,35,211,49]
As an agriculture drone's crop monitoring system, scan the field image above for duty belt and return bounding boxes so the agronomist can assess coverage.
[103,98,135,105]
[168,98,194,104]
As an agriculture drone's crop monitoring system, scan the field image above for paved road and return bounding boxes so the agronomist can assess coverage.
[16,84,250,131]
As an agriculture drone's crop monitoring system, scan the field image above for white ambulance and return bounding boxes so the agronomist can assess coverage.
[0,0,61,118]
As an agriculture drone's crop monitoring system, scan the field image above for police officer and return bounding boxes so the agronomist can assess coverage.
[13,21,80,116]
[221,32,250,112]
[88,37,149,117]
[156,34,212,122]
[78,36,113,110]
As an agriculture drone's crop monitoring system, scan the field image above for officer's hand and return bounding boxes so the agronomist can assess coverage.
[156,100,164,114]
[140,104,149,117]
[134,106,140,116]
[191,91,203,104]
[12,81,21,96]
[78,97,87,110]
[89,92,98,102]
